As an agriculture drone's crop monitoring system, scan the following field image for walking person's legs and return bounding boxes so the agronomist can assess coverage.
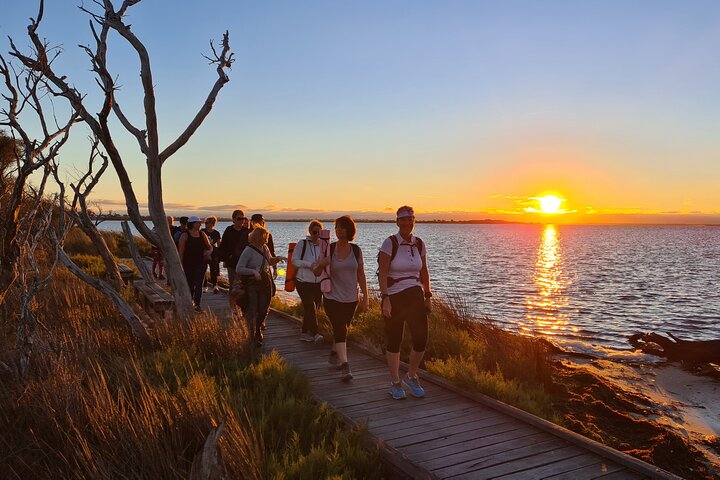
[296,281,321,340]
[324,298,357,380]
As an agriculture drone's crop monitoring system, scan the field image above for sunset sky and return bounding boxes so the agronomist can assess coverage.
[2,1,719,224]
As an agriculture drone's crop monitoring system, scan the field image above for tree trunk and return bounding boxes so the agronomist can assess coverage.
[0,174,27,305]
[58,249,151,343]
[120,221,152,283]
[15,290,36,379]
[76,216,123,291]
[147,165,193,322]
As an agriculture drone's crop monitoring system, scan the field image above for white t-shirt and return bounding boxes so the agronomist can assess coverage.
[379,233,426,295]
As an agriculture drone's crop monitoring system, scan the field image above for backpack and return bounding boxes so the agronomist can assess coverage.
[329,242,361,263]
[377,235,424,287]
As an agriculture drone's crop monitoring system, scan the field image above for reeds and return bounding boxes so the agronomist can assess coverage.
[1,266,381,479]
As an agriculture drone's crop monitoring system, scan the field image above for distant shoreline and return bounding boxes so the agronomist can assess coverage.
[93,216,720,227]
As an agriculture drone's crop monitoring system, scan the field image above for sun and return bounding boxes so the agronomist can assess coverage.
[538,195,563,214]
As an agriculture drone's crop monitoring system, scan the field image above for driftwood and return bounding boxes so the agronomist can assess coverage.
[189,423,228,480]
[629,332,720,364]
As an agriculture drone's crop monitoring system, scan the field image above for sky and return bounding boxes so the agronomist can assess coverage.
[2,0,719,224]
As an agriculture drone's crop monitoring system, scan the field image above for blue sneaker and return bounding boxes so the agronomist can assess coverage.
[402,375,425,398]
[389,381,406,400]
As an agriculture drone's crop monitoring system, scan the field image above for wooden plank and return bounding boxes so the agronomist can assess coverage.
[371,403,496,433]
[442,445,586,480]
[408,427,542,463]
[417,431,554,470]
[388,414,522,449]
[353,395,477,422]
[343,392,460,417]
[521,459,626,480]
[594,470,646,480]
[402,420,532,457]
[372,407,499,440]
[493,453,603,479]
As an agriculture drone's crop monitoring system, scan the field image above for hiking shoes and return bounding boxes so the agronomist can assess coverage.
[389,381,406,400]
[328,351,340,367]
[340,362,353,382]
[300,332,323,342]
[402,374,425,398]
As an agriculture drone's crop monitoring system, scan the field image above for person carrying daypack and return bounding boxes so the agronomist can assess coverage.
[219,209,250,289]
[292,220,325,343]
[377,205,433,400]
[312,216,369,382]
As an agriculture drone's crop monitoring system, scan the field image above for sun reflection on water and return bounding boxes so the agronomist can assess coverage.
[523,225,571,337]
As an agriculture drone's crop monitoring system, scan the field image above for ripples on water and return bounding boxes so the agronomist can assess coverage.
[100,221,720,353]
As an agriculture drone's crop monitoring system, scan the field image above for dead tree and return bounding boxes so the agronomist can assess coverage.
[14,166,60,378]
[62,138,123,291]
[7,0,234,321]
[53,162,151,344]
[0,30,78,308]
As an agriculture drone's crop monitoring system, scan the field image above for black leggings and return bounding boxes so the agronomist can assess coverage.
[385,286,428,354]
[296,281,322,335]
[323,298,358,343]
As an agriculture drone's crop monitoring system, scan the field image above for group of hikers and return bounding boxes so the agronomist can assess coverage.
[154,205,433,400]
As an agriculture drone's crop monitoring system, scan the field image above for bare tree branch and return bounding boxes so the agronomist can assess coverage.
[160,32,234,164]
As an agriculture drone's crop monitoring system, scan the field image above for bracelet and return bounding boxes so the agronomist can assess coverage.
[424,291,432,299]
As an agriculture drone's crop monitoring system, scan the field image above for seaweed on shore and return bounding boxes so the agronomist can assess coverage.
[553,364,715,479]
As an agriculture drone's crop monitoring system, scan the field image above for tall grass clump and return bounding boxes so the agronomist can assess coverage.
[1,266,381,479]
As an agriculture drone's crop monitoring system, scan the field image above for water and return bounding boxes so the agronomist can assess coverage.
[98,221,720,354]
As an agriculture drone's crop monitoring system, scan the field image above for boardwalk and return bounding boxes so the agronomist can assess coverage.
[193,289,678,479]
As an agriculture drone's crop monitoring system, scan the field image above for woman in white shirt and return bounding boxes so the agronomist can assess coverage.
[377,206,433,400]
[291,220,324,342]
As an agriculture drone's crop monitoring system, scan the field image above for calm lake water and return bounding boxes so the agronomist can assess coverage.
[100,221,720,355]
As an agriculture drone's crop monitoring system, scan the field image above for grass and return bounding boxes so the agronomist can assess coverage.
[64,226,152,258]
[0,269,382,479]
[272,292,557,420]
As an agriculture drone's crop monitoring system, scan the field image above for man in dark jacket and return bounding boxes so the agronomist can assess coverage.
[220,209,249,287]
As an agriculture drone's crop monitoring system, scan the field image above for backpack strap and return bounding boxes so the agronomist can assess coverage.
[330,242,362,263]
[351,243,361,263]
[300,239,308,260]
[389,235,399,262]
[389,235,424,262]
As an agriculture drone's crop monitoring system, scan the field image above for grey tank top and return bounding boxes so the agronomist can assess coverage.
[324,244,362,303]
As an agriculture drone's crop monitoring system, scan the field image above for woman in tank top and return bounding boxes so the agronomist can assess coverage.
[313,216,369,381]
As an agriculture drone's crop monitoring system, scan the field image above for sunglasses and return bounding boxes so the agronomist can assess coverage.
[234,217,244,221]
[310,230,321,235]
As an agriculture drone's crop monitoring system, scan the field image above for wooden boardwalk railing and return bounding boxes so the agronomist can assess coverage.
[190,289,680,479]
